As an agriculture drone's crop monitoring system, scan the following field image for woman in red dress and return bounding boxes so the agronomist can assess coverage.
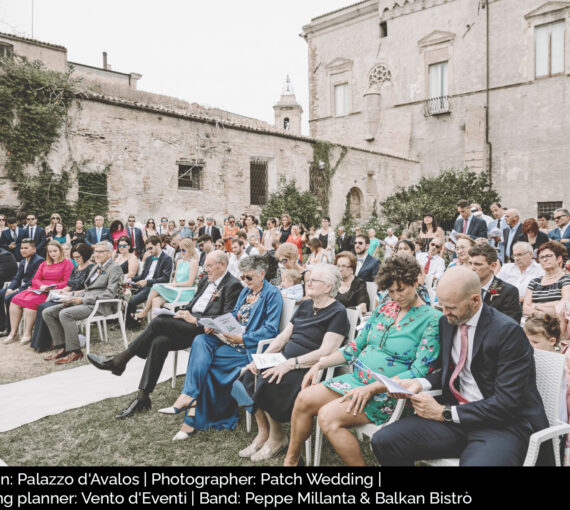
[3,241,73,345]
[286,224,304,262]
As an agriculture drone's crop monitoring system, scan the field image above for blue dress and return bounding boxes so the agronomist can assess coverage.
[181,281,282,430]
[152,259,196,302]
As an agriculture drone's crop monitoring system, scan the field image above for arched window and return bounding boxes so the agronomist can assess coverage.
[283,117,290,130]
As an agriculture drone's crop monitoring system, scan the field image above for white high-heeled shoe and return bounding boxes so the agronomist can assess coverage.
[20,335,32,345]
[2,334,18,344]
[172,429,196,441]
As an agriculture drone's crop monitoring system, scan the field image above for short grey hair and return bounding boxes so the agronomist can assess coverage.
[239,255,268,274]
[213,251,229,266]
[95,241,113,252]
[308,263,342,298]
[554,208,570,217]
[513,241,533,254]
[506,208,520,220]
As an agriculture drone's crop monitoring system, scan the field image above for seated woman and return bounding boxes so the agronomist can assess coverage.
[114,236,139,279]
[52,222,70,245]
[520,218,549,256]
[109,220,127,250]
[448,234,475,268]
[30,243,94,352]
[284,255,441,466]
[335,251,369,315]
[305,238,328,267]
[163,256,282,439]
[238,264,349,462]
[523,241,570,334]
[135,237,198,320]
[1,241,73,344]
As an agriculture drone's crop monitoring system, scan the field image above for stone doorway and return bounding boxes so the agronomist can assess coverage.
[347,187,364,220]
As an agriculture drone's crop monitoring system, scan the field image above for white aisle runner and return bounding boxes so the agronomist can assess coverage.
[0,351,189,433]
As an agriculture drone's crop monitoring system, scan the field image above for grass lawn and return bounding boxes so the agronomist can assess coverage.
[0,322,378,467]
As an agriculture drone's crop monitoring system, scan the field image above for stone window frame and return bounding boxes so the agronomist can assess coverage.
[525,3,570,81]
[0,43,13,59]
[537,201,563,218]
[176,160,204,191]
[326,58,354,118]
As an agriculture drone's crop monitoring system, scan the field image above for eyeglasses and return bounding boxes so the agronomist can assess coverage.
[513,252,530,258]
[337,264,352,269]
[354,242,365,245]
[179,220,185,223]
[118,244,128,248]
[241,274,254,282]
[307,278,326,285]
[128,219,135,223]
[538,253,555,261]
[94,249,107,254]
[72,255,82,260]
[26,217,35,221]
[554,215,567,220]
[430,242,442,248]
[198,218,204,222]
[148,221,155,224]
[0,218,5,222]
[51,217,61,221]
[161,220,167,223]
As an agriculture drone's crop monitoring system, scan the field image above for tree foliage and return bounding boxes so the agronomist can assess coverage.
[380,168,501,231]
[260,177,320,228]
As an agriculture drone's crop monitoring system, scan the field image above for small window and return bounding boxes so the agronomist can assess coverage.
[426,61,449,114]
[535,21,565,78]
[380,21,388,38]
[0,44,13,59]
[283,117,290,130]
[334,83,350,116]
[537,201,563,218]
[178,164,202,190]
[250,159,268,206]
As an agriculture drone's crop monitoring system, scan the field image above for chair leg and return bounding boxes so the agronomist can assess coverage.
[118,313,128,349]
[86,322,91,355]
[102,319,108,343]
[96,321,103,342]
[172,351,178,389]
[313,423,323,467]
[246,411,252,433]
[356,428,363,441]
[305,436,312,467]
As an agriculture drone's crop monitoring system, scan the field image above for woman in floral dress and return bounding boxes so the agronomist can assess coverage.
[284,254,441,466]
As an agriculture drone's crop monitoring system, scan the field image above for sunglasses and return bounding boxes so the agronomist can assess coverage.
[240,275,254,282]
[430,242,442,248]
[554,215,567,220]
[26,217,35,221]
[118,244,128,248]
[51,217,61,220]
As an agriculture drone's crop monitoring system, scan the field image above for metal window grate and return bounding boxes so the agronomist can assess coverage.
[178,165,202,190]
[250,160,268,205]
[537,201,563,218]
[0,44,13,59]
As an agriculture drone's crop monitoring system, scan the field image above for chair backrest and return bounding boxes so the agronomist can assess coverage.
[279,298,296,332]
[366,281,378,313]
[346,308,360,344]
[424,273,434,289]
[533,348,566,427]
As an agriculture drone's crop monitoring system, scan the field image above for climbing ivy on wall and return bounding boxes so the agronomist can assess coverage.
[0,55,79,224]
[75,168,109,224]
[309,141,348,216]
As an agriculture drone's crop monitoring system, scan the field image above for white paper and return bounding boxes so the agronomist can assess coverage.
[152,308,177,317]
[251,353,287,370]
[198,313,245,335]
[449,229,459,244]
[48,291,72,302]
[354,360,413,395]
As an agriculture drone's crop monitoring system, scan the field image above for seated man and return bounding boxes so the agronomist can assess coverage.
[0,246,18,290]
[371,267,551,466]
[0,239,43,336]
[354,234,381,282]
[43,241,123,364]
[497,241,544,302]
[87,251,243,419]
[468,243,521,323]
[125,235,173,328]
[416,237,446,283]
[0,217,23,261]
[197,234,214,267]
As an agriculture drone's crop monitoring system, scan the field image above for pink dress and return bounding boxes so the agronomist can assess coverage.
[12,259,74,310]
[112,229,128,249]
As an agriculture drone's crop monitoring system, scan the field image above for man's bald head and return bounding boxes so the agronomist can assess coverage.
[436,267,482,325]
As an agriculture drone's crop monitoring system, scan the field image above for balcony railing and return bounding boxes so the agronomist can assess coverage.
[424,95,451,116]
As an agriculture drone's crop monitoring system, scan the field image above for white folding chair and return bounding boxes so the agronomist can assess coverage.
[421,349,570,466]
[80,299,128,355]
[366,281,378,312]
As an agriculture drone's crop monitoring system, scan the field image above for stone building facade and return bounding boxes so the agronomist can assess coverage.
[0,31,418,225]
[302,0,570,219]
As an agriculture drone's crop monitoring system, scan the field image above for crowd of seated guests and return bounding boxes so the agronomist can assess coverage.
[4,203,570,467]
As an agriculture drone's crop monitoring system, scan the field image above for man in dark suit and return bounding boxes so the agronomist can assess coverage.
[87,251,243,418]
[125,235,173,328]
[199,216,221,243]
[371,267,550,466]
[468,244,521,323]
[0,247,17,289]
[197,234,215,267]
[0,239,44,336]
[548,207,570,253]
[353,234,380,282]
[0,217,24,261]
[85,215,112,246]
[501,208,524,263]
[454,199,487,240]
[336,226,354,254]
[126,215,145,258]
[19,213,46,258]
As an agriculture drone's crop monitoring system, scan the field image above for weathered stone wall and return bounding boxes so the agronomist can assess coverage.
[0,33,67,72]
[303,0,570,218]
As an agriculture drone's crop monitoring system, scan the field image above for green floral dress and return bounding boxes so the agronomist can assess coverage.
[322,301,441,425]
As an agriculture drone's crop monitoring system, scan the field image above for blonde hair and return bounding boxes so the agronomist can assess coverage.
[179,238,197,259]
[283,268,302,285]
[46,240,65,265]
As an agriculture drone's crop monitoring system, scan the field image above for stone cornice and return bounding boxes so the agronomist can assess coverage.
[302,0,378,37]
[0,31,67,52]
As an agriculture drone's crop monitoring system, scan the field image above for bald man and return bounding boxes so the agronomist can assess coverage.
[371,267,551,466]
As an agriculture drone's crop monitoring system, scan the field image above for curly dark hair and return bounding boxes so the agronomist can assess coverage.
[109,219,124,234]
[117,235,133,253]
[71,242,93,263]
[524,312,561,346]
[375,253,421,290]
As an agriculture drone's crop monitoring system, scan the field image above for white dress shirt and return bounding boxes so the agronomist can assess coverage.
[497,261,545,298]
[355,255,366,276]
[383,235,398,258]
[415,252,446,280]
[191,271,227,314]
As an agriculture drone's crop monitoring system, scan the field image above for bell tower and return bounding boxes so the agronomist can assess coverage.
[273,75,303,135]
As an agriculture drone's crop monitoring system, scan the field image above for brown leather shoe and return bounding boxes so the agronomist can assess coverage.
[55,351,84,364]
[44,349,66,361]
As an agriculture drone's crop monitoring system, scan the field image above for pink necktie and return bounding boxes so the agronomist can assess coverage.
[462,219,468,234]
[449,324,469,404]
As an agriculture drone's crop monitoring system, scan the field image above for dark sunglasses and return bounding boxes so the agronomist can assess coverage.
[430,242,442,248]
[240,275,254,282]
[118,244,128,248]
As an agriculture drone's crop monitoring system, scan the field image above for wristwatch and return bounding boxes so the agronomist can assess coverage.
[442,405,453,423]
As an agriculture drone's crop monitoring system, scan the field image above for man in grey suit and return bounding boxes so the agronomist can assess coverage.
[43,241,123,364]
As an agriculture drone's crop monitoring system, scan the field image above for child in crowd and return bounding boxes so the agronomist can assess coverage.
[279,268,303,302]
[524,312,569,465]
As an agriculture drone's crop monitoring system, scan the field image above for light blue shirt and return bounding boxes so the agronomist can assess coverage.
[505,222,521,259]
